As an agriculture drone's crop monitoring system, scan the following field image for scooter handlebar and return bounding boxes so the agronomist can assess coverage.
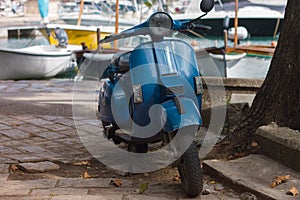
[189,23,212,31]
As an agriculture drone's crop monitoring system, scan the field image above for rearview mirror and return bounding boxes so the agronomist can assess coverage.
[200,0,214,13]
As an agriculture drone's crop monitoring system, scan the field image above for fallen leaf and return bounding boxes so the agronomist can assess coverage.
[214,184,224,191]
[270,175,290,188]
[173,174,180,182]
[82,171,92,179]
[9,164,18,172]
[110,179,122,187]
[202,189,211,195]
[73,161,90,166]
[136,183,148,194]
[143,173,149,177]
[209,180,217,184]
[234,152,245,158]
[286,186,299,196]
[251,141,258,147]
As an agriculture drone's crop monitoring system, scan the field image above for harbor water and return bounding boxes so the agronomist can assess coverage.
[0,35,277,79]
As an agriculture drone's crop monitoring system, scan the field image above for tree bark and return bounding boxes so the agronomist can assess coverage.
[233,0,300,141]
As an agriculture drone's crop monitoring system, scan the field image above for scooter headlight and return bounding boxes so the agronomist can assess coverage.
[133,84,143,103]
[194,76,203,95]
[148,12,173,36]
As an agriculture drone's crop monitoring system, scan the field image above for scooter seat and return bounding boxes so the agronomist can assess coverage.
[111,51,131,73]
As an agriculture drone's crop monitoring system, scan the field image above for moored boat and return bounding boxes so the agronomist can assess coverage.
[39,24,124,50]
[0,44,81,80]
[173,0,286,37]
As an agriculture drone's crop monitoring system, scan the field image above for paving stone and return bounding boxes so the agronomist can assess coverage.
[0,146,23,155]
[21,136,49,144]
[0,139,28,147]
[23,118,55,126]
[124,195,173,200]
[19,145,61,158]
[0,129,32,139]
[0,118,27,126]
[31,188,88,196]
[58,129,77,137]
[57,178,132,188]
[47,124,74,132]
[51,195,123,200]
[203,154,300,200]
[0,156,18,164]
[32,131,66,140]
[40,115,66,121]
[0,196,51,200]
[7,154,47,163]
[10,115,35,120]
[55,137,83,147]
[0,173,9,181]
[0,188,30,196]
[0,135,12,144]
[17,124,49,134]
[56,121,75,128]
[18,179,58,189]
[17,161,60,173]
[76,124,102,134]
[0,123,11,130]
[0,164,9,174]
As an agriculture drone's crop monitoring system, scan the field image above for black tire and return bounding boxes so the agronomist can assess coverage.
[128,143,148,153]
[178,141,203,197]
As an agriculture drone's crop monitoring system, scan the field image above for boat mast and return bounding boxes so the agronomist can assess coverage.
[114,0,119,48]
[77,0,84,25]
[234,0,238,48]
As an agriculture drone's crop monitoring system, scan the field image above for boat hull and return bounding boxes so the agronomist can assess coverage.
[0,45,74,80]
[185,18,283,37]
[40,24,113,50]
[196,49,271,78]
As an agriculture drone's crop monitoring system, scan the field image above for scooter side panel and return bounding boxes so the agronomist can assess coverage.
[130,43,162,128]
[99,78,132,128]
[161,98,202,133]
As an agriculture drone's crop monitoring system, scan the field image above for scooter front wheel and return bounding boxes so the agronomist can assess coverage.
[127,143,148,153]
[178,141,203,197]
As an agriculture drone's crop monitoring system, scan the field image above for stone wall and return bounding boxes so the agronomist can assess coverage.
[201,77,264,108]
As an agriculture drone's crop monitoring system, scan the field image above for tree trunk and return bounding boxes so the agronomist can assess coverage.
[232,0,300,141]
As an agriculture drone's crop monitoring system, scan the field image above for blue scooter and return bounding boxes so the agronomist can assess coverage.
[98,0,214,197]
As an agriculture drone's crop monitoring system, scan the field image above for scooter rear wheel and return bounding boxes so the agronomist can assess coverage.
[178,141,203,197]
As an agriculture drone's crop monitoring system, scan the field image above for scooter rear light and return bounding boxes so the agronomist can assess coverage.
[194,76,203,95]
[133,84,143,103]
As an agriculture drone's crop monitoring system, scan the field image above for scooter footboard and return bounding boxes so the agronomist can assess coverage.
[161,98,202,133]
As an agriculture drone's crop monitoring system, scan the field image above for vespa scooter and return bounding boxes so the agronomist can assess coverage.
[97,0,214,197]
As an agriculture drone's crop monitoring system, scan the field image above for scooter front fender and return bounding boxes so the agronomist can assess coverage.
[161,98,202,133]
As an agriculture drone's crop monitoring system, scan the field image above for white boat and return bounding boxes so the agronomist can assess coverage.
[60,13,140,27]
[0,45,81,80]
[196,48,271,78]
[173,0,287,37]
[208,52,246,76]
[78,51,116,80]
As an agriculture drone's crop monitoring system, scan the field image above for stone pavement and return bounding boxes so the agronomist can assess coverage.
[0,80,241,199]
[0,114,240,199]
